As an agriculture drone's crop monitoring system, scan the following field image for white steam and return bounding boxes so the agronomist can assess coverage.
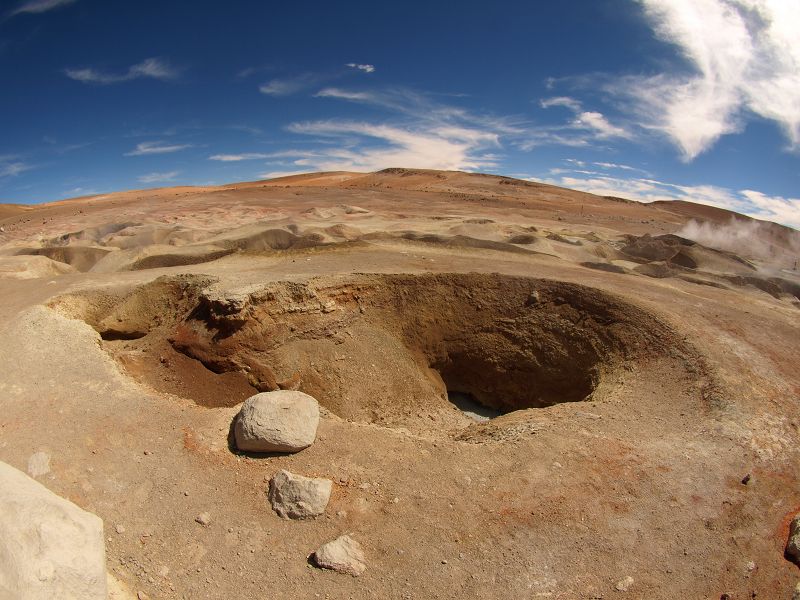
[678,217,800,270]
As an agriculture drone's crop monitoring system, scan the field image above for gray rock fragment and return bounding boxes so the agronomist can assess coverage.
[269,470,332,519]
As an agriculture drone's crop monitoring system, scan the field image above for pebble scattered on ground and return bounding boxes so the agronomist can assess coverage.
[615,576,634,592]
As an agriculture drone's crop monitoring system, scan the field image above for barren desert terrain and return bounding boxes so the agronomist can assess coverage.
[1,168,799,599]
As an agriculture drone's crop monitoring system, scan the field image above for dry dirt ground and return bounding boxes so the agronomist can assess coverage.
[1,168,799,599]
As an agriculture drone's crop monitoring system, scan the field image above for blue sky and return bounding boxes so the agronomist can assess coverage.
[1,0,798,227]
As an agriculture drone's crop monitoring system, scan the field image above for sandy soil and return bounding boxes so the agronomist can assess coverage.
[1,168,799,599]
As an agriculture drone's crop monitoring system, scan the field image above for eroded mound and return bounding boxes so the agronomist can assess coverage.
[55,273,681,436]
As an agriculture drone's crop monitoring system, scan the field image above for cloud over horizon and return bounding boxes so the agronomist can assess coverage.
[138,170,179,184]
[540,162,800,228]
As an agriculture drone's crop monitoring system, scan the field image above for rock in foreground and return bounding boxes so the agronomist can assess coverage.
[0,461,107,599]
[234,390,320,453]
[313,535,366,576]
[787,516,800,565]
[269,469,332,519]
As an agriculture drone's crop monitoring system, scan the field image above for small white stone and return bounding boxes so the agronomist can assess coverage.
[615,576,634,592]
[27,452,51,478]
[195,512,212,526]
[313,535,366,576]
[115,524,126,534]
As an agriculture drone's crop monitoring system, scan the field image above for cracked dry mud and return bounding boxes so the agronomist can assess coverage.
[1,169,799,599]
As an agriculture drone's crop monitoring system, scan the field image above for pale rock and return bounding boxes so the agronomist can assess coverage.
[0,460,107,599]
[615,576,634,592]
[313,535,366,576]
[27,451,51,478]
[268,470,332,519]
[195,512,212,526]
[234,391,319,453]
[788,516,800,565]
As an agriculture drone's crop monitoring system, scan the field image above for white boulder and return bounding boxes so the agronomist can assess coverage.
[313,535,366,576]
[0,460,107,600]
[268,470,332,519]
[234,391,320,453]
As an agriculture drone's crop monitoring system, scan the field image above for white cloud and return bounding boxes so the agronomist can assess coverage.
[0,160,32,178]
[572,111,631,139]
[317,86,524,135]
[316,88,374,102]
[10,0,75,16]
[125,141,192,156]
[259,64,374,97]
[346,63,375,73]
[259,74,321,96]
[539,170,800,228]
[593,161,647,173]
[739,189,800,228]
[258,170,312,179]
[540,96,583,111]
[611,0,800,160]
[65,58,178,84]
[537,96,632,146]
[208,152,272,162]
[282,120,500,172]
[138,171,179,184]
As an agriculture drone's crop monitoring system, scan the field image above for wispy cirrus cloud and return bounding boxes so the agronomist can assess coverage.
[0,156,33,178]
[125,141,193,156]
[259,170,313,179]
[604,0,800,161]
[208,152,272,162]
[256,87,516,172]
[539,96,582,111]
[259,73,322,96]
[9,0,76,16]
[539,96,632,141]
[259,62,376,97]
[316,87,524,135]
[138,171,179,184]
[65,58,178,84]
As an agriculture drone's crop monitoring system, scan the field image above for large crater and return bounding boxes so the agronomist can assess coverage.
[56,273,678,436]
